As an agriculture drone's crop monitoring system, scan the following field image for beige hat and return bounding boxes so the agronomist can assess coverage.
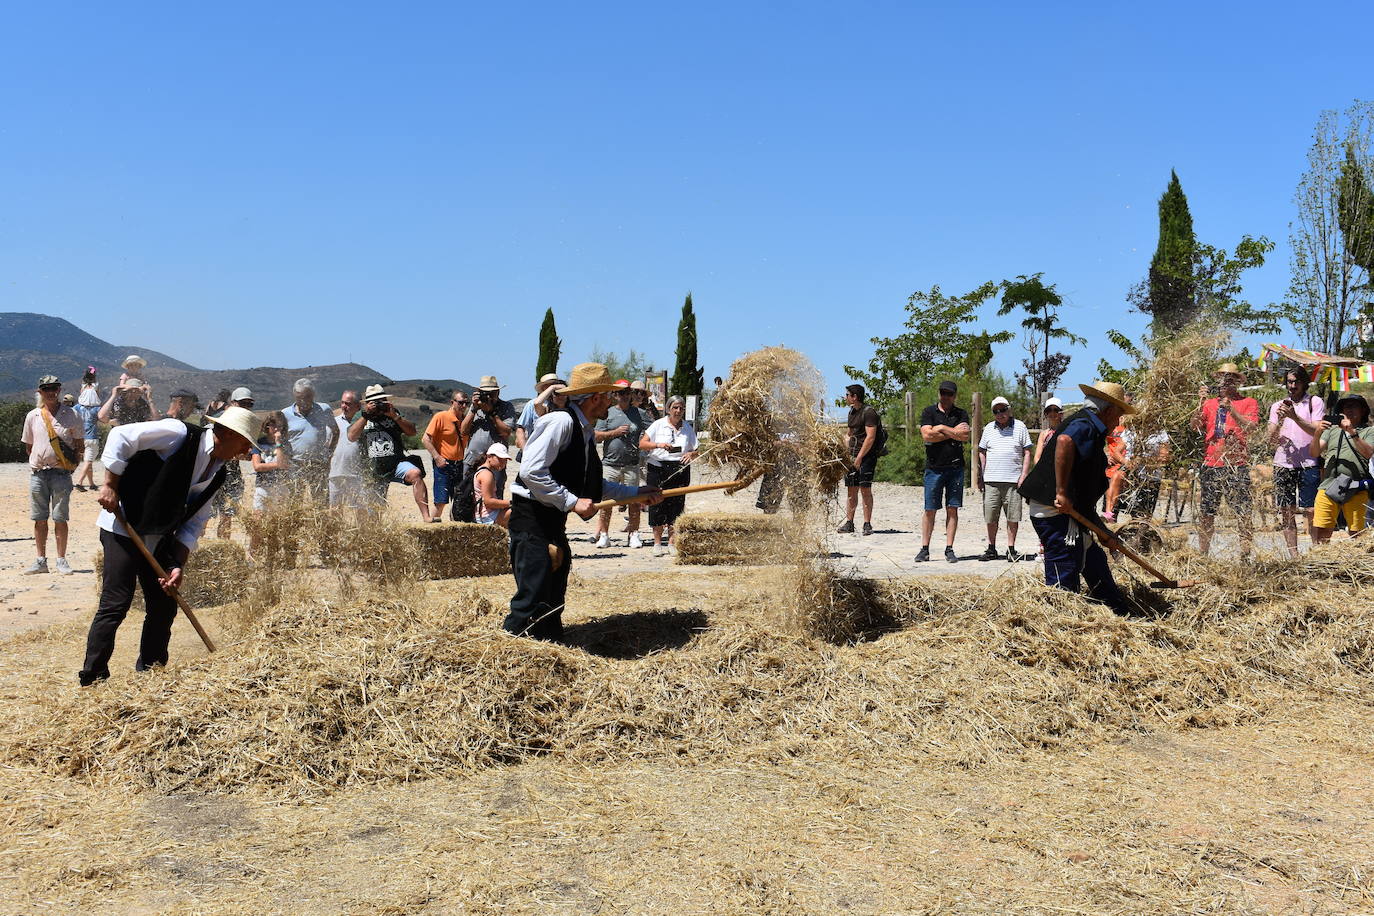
[1215,362,1244,379]
[1078,381,1137,415]
[123,378,146,390]
[122,354,147,373]
[990,396,1010,409]
[477,375,503,392]
[203,405,261,445]
[630,379,647,391]
[535,373,566,391]
[363,384,389,402]
[557,363,621,396]
[486,442,511,460]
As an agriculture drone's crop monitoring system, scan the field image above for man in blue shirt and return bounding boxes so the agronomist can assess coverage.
[281,378,338,504]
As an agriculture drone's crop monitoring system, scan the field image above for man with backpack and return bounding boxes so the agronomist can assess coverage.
[838,384,883,536]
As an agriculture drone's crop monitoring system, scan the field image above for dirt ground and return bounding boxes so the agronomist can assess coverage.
[2,458,1371,914]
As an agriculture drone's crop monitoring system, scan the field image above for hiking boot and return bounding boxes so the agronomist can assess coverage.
[945,547,958,563]
[914,546,930,563]
[979,544,1000,561]
[862,522,873,536]
[23,557,48,575]
[54,557,74,575]
[628,532,644,549]
[1007,546,1021,563]
[594,532,609,549]
[837,520,855,534]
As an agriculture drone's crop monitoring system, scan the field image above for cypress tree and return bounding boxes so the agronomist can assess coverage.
[670,293,704,397]
[535,308,561,380]
[1147,170,1197,334]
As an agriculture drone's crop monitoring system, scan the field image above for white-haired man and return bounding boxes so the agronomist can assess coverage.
[282,378,338,504]
[503,364,661,642]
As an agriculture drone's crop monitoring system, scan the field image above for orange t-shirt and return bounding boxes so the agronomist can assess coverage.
[425,410,467,462]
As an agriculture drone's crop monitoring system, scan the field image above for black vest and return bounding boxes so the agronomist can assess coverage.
[1016,408,1109,518]
[512,406,604,533]
[120,422,227,551]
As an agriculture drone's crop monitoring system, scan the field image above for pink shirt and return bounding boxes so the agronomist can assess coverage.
[1269,395,1323,469]
[20,406,83,471]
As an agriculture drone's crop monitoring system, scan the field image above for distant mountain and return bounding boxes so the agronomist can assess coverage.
[0,312,472,410]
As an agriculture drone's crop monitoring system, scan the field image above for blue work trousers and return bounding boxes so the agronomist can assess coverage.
[1031,513,1130,614]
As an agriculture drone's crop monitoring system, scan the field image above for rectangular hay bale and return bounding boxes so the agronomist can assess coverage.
[405,522,511,579]
[674,512,792,566]
[93,538,251,609]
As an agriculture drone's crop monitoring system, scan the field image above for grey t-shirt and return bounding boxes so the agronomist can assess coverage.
[463,398,517,468]
[597,405,647,467]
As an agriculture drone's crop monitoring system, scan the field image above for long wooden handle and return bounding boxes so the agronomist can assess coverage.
[1060,504,1176,585]
[112,506,216,653]
[592,480,742,511]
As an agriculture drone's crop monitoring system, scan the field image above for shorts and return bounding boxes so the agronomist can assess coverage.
[604,464,641,488]
[83,440,100,463]
[983,481,1022,523]
[476,508,502,525]
[367,460,424,502]
[30,469,73,522]
[845,453,877,488]
[432,461,461,504]
[329,476,365,509]
[923,466,964,510]
[1313,489,1368,532]
[1199,466,1252,517]
[253,484,288,512]
[1273,465,1321,510]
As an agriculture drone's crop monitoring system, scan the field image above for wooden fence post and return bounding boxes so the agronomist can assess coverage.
[904,391,915,441]
[970,392,983,491]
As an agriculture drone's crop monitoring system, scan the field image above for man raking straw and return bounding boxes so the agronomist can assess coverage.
[79,406,259,685]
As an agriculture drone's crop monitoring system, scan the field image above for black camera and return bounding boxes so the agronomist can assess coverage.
[668,444,682,454]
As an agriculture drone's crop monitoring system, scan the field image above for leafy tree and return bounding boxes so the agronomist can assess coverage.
[1144,171,1198,334]
[997,274,1084,406]
[536,308,562,380]
[1287,101,1374,354]
[671,292,704,397]
[843,282,1012,409]
[1128,235,1279,336]
[588,345,652,383]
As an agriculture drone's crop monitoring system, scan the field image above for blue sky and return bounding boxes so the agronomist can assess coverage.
[1,2,1370,401]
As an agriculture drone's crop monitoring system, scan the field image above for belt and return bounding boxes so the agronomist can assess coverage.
[32,467,72,474]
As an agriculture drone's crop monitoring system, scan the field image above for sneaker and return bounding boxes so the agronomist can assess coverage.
[653,544,666,557]
[23,557,48,575]
[862,522,873,536]
[73,484,87,492]
[629,532,644,549]
[594,532,609,549]
[979,544,1000,561]
[914,546,930,563]
[1007,547,1021,563]
[837,520,855,534]
[945,547,958,563]
[54,557,74,575]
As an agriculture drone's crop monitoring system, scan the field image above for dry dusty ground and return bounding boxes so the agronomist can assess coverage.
[1,462,1372,914]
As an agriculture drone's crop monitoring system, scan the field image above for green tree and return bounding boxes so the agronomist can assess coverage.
[1144,170,1198,334]
[0,400,31,462]
[535,308,562,380]
[588,345,652,383]
[843,282,1012,409]
[997,273,1084,406]
[1128,235,1279,336]
[671,292,704,397]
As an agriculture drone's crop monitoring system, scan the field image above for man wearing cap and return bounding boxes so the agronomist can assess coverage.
[209,387,253,538]
[1192,363,1259,556]
[455,376,516,523]
[504,363,662,641]
[329,389,367,513]
[515,374,568,456]
[977,396,1031,561]
[281,378,338,504]
[1018,382,1134,613]
[80,405,259,685]
[917,380,971,563]
[21,376,84,575]
[592,381,649,548]
[99,377,154,426]
[473,443,512,527]
[1310,392,1374,544]
[422,389,470,521]
[348,385,433,522]
[165,388,200,424]
[838,384,882,536]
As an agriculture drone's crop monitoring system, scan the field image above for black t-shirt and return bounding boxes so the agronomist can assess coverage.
[847,405,881,457]
[920,403,970,469]
[362,416,406,478]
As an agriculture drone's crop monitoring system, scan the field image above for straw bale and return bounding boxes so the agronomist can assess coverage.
[674,512,792,566]
[92,538,250,610]
[405,522,511,579]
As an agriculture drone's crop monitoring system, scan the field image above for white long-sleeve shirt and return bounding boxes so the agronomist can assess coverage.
[512,404,639,511]
[98,419,223,554]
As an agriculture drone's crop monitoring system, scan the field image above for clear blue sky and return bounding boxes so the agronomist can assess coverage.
[1,2,1369,401]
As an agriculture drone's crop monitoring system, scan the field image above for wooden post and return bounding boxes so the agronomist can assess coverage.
[970,391,983,493]
[903,391,915,441]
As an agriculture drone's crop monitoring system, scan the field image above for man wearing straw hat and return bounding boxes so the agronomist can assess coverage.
[1192,362,1259,557]
[454,375,517,523]
[79,405,260,685]
[503,363,662,641]
[1017,381,1135,613]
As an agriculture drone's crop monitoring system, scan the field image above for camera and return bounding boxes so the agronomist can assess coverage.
[667,444,682,454]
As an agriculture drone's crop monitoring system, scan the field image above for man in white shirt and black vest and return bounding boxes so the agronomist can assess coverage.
[79,406,260,685]
[504,364,662,642]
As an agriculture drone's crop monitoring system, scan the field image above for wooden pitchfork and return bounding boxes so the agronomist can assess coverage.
[1060,504,1198,589]
[112,505,217,651]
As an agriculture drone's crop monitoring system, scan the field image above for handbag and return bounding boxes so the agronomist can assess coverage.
[1322,430,1372,504]
[41,407,78,471]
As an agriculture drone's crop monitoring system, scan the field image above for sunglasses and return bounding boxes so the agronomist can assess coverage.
[40,385,61,391]
[993,406,1009,414]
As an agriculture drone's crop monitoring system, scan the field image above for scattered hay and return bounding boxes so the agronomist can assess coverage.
[406,522,510,579]
[92,538,250,610]
[674,512,792,566]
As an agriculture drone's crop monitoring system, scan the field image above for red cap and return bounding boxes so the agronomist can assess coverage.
[614,379,630,387]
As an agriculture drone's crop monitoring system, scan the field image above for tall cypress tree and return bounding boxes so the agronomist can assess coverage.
[1146,170,1197,334]
[535,308,561,380]
[670,293,704,397]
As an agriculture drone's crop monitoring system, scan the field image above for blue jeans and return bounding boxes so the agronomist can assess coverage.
[432,460,461,505]
[1031,513,1129,614]
[923,467,964,510]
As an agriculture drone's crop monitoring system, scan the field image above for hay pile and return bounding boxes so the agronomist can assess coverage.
[406,522,510,579]
[93,538,250,609]
[674,512,793,566]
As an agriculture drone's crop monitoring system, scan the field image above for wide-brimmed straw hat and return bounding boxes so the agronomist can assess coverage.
[363,384,389,402]
[477,375,503,392]
[1214,362,1244,379]
[557,363,622,396]
[535,373,566,392]
[1078,381,1137,415]
[203,405,261,445]
[122,354,147,372]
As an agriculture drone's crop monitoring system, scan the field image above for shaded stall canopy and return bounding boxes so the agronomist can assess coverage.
[1259,343,1374,391]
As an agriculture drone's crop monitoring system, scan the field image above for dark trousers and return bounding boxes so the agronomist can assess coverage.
[1031,513,1130,614]
[503,499,571,640]
[80,528,180,684]
[451,463,478,522]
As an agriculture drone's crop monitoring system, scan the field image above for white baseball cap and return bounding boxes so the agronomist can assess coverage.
[991,396,1010,409]
[231,387,253,402]
[1044,397,1064,410]
[486,442,511,460]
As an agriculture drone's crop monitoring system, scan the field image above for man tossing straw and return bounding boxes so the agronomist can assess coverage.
[79,406,260,685]
[1017,382,1135,614]
[503,363,662,642]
